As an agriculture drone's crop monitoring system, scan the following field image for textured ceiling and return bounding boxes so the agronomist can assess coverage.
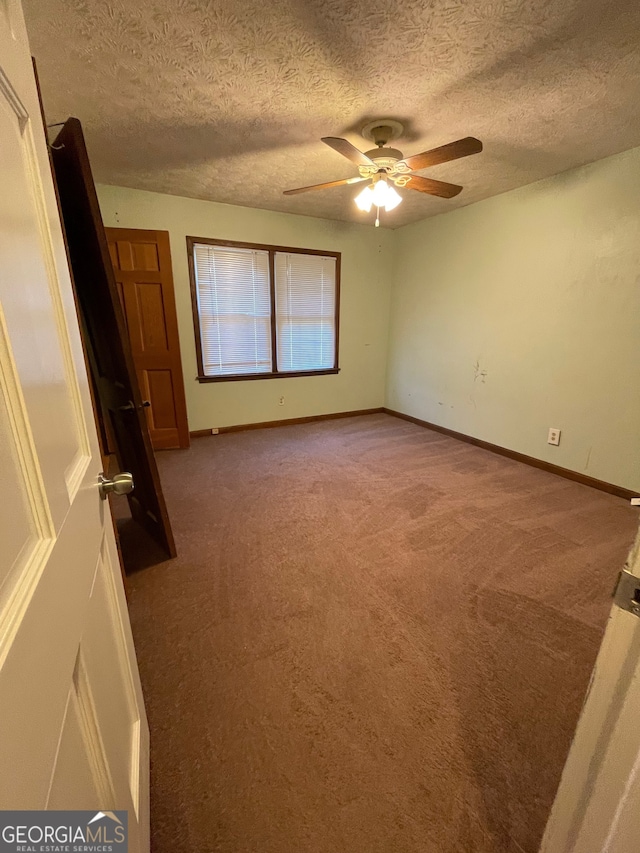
[24,0,640,228]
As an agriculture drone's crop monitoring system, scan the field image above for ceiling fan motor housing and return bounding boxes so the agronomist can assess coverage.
[364,148,403,163]
[359,143,412,183]
[364,146,404,165]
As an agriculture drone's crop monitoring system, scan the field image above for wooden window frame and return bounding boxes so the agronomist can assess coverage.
[187,237,341,383]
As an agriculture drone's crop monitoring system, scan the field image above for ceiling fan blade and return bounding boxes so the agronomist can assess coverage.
[407,175,463,198]
[321,137,376,167]
[283,176,367,196]
[400,137,483,172]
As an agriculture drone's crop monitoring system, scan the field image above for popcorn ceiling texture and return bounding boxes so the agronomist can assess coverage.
[25,0,640,227]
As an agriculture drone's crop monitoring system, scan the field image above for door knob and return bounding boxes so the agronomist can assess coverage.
[98,471,134,499]
[119,400,151,411]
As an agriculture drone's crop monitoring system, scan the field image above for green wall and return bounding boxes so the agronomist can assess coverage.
[98,144,640,491]
[386,146,640,492]
[98,185,394,431]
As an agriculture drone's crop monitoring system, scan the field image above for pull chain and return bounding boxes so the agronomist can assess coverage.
[375,206,380,228]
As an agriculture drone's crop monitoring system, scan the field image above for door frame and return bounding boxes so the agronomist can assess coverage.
[541,529,640,851]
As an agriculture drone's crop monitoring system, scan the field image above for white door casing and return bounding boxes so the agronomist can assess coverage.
[0,1,149,848]
[542,530,640,853]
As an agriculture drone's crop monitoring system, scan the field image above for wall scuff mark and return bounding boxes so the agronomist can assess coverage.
[474,360,488,383]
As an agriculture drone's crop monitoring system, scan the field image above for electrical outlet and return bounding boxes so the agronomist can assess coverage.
[548,428,561,446]
[278,396,285,406]
[211,428,219,435]
[631,497,640,506]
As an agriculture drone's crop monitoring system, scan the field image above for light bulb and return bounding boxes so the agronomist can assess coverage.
[354,185,373,212]
[371,178,390,207]
[370,178,403,211]
[383,184,402,211]
[355,179,403,218]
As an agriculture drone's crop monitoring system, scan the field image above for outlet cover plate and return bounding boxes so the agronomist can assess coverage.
[548,428,561,446]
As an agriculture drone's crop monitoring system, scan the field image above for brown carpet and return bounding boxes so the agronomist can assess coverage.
[126,413,638,853]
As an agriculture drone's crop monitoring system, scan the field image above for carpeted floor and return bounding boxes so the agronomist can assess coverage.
[125,413,638,853]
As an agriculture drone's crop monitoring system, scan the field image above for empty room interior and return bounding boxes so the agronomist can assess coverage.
[13,0,640,850]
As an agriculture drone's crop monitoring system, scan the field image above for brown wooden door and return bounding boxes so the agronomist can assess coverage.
[106,228,190,450]
[51,117,176,559]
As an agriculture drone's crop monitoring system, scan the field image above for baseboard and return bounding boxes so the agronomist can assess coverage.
[190,407,384,438]
[383,408,637,501]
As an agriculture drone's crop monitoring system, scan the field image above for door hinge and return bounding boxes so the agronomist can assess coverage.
[613,569,640,617]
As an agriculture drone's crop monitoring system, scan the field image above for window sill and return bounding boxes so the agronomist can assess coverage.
[196,368,340,384]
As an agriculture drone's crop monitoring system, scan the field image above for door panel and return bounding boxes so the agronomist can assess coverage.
[51,119,176,557]
[0,70,86,529]
[145,369,178,430]
[106,227,190,451]
[47,689,105,810]
[0,351,44,602]
[0,4,149,849]
[135,282,168,351]
[80,543,144,816]
[110,239,161,273]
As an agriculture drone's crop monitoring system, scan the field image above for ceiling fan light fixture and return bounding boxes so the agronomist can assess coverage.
[371,177,392,208]
[382,183,402,211]
[354,185,374,212]
[355,178,403,216]
[372,177,403,211]
[285,129,482,214]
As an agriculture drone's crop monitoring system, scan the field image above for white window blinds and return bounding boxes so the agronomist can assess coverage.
[274,252,337,372]
[193,244,272,376]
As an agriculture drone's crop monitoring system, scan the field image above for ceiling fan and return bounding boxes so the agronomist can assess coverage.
[284,119,483,225]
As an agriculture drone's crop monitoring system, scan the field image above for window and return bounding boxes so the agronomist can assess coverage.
[188,238,340,381]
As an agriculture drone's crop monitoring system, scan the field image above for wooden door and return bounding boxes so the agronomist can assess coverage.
[0,2,148,846]
[50,119,176,559]
[106,228,189,450]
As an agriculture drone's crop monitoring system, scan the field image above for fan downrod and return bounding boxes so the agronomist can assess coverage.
[361,119,405,163]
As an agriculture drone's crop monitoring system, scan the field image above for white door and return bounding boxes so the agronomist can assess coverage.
[541,529,640,853]
[0,1,149,848]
